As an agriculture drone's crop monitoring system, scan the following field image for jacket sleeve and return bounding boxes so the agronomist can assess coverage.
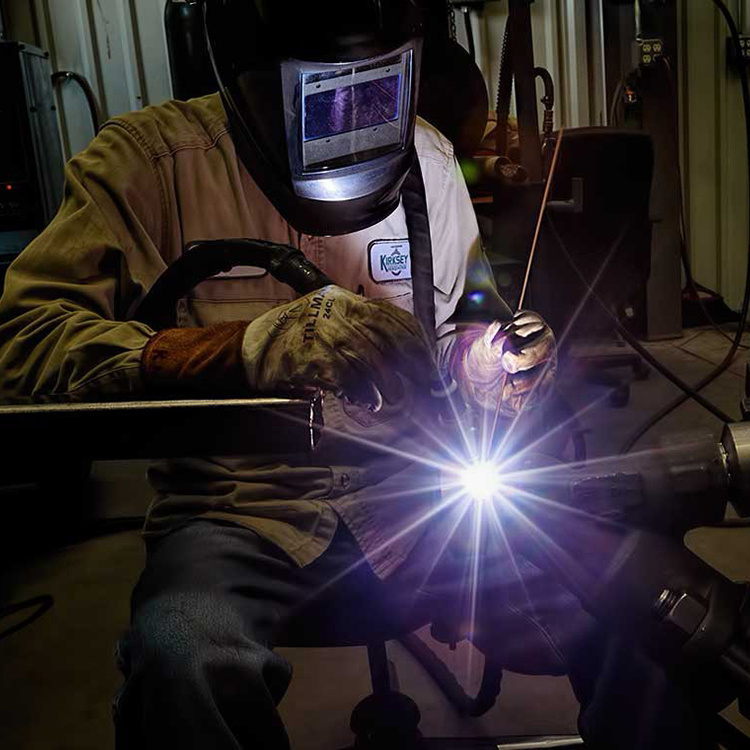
[0,122,167,403]
[430,154,503,372]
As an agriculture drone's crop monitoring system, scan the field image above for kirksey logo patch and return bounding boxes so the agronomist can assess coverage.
[368,239,412,283]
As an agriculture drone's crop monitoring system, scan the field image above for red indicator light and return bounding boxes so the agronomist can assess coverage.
[4,185,12,191]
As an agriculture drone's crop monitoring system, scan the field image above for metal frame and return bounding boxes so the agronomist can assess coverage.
[29,0,172,160]
[0,397,320,480]
[115,0,146,112]
[17,43,64,223]
[0,40,64,259]
[598,0,682,340]
[507,0,542,180]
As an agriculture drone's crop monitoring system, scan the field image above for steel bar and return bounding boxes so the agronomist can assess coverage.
[0,397,321,468]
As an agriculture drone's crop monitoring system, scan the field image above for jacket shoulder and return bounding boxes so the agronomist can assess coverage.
[415,117,455,168]
[104,93,229,160]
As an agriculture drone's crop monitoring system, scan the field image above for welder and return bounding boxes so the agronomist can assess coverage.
[0,1,720,747]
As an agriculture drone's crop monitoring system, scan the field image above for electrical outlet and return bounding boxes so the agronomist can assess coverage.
[729,35,750,66]
[635,38,665,67]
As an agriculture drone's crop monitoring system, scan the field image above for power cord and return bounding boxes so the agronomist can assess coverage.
[0,516,144,642]
[0,595,54,642]
[51,71,102,133]
[609,77,627,126]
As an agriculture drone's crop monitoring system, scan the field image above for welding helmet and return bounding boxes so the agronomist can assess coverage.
[203,0,423,237]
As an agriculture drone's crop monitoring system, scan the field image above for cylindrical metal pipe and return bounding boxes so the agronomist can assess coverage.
[520,435,731,535]
[0,396,322,481]
[722,422,750,517]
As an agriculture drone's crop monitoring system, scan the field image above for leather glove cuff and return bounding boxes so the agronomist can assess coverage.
[141,321,248,394]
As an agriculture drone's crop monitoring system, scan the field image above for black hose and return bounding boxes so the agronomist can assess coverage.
[133,239,334,330]
[402,156,438,347]
[535,66,555,110]
[619,0,750,453]
[51,71,101,133]
[398,632,503,717]
[535,66,555,146]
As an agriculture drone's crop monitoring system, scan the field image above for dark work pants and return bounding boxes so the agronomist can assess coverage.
[114,519,719,749]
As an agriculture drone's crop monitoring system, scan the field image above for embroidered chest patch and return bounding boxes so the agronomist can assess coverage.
[368,239,412,283]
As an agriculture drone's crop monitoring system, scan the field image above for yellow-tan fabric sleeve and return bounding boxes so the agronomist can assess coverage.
[0,122,167,403]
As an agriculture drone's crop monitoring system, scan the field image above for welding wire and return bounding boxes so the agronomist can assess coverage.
[485,129,565,448]
[517,127,564,312]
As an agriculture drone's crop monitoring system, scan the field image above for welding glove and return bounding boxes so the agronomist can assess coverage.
[454,310,556,417]
[141,285,432,408]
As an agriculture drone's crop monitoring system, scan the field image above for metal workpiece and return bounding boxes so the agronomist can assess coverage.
[722,422,750,517]
[638,436,732,531]
[564,435,730,533]
[655,589,709,643]
[569,470,645,520]
[652,574,747,668]
[0,396,322,471]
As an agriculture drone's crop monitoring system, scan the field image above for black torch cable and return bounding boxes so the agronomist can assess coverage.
[132,239,334,330]
[618,0,750,453]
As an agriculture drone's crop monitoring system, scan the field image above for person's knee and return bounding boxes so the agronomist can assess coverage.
[129,592,223,675]
[125,591,291,700]
[115,591,293,747]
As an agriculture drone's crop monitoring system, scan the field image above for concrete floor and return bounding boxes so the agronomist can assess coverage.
[2,326,750,749]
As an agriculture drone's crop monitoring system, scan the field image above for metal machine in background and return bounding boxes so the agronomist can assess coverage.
[600,0,684,341]
[0,40,64,287]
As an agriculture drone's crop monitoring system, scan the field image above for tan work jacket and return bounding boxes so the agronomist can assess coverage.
[0,94,481,578]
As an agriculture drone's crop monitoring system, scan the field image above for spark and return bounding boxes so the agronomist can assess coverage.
[459,461,503,503]
[262,337,655,672]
